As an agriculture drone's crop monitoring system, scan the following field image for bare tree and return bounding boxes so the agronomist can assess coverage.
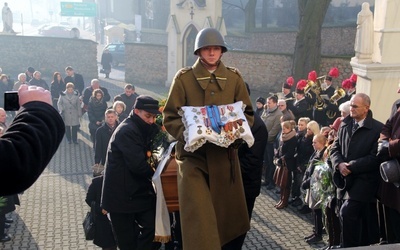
[223,0,257,32]
[292,0,331,80]
[244,0,257,32]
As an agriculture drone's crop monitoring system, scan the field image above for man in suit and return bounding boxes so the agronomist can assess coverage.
[330,93,383,247]
[64,66,85,95]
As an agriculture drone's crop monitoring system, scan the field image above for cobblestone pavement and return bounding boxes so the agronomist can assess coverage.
[1,69,328,250]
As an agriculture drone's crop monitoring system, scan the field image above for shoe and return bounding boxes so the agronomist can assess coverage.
[73,141,78,144]
[5,218,13,223]
[306,235,322,244]
[291,197,303,207]
[274,200,282,208]
[275,203,287,209]
[275,189,281,194]
[0,234,11,242]
[304,233,316,240]
[298,205,312,214]
[266,184,275,190]
[4,223,11,229]
[67,140,72,144]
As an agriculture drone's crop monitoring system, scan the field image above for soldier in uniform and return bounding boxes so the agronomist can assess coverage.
[313,67,340,127]
[292,79,313,122]
[341,73,357,103]
[163,27,254,250]
[282,76,295,112]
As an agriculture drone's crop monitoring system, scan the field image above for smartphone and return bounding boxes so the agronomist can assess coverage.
[4,91,20,111]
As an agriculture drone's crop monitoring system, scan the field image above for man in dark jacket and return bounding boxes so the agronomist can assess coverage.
[330,93,383,248]
[101,95,160,250]
[222,113,268,249]
[94,109,118,166]
[114,84,139,117]
[64,66,85,95]
[0,85,65,196]
[82,79,111,109]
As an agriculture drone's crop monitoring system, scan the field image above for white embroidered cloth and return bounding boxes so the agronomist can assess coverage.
[152,141,177,243]
[179,101,254,152]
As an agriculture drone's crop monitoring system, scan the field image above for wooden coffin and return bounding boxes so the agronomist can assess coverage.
[160,152,179,212]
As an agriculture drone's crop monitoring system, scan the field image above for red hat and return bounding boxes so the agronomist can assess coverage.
[341,79,353,90]
[349,73,357,83]
[283,76,294,89]
[329,117,342,132]
[308,71,317,82]
[326,67,339,81]
[296,79,307,94]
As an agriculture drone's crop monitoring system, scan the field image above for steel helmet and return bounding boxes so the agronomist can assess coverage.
[193,28,228,55]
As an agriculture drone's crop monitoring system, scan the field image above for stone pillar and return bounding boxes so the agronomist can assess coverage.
[351,0,400,123]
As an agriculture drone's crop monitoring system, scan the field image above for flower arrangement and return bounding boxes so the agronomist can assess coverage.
[310,161,335,208]
[147,99,172,170]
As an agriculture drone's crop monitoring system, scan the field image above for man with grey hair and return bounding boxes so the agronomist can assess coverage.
[82,79,110,112]
[13,73,29,91]
[277,99,295,122]
[330,93,383,247]
[29,71,49,90]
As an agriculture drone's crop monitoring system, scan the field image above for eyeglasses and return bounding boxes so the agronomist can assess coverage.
[278,105,285,107]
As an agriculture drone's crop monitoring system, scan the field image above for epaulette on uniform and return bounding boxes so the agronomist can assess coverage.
[226,66,242,77]
[175,66,192,78]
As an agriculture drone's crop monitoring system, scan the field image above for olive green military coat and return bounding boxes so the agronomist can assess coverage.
[163,58,254,249]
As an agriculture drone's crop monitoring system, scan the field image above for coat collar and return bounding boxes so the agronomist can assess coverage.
[341,110,374,130]
[192,58,228,91]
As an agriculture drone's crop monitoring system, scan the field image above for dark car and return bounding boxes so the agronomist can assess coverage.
[103,43,125,66]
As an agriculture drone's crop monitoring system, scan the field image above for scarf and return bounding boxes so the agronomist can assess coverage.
[281,129,296,142]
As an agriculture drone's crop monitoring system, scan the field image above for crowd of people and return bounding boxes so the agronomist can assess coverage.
[255,63,400,249]
[1,26,400,250]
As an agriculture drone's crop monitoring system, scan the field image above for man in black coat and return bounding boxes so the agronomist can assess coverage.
[82,79,111,112]
[114,84,139,117]
[330,93,383,248]
[94,109,118,166]
[0,85,65,196]
[222,113,268,250]
[101,95,160,250]
[64,66,85,95]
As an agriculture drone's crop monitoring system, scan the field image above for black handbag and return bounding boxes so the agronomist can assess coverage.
[82,201,95,240]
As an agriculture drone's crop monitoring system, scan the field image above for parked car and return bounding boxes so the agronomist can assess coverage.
[103,43,125,66]
[39,25,80,38]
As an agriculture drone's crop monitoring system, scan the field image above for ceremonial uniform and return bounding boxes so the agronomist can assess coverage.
[163,58,254,249]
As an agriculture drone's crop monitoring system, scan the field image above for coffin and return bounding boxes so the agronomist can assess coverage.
[160,151,179,212]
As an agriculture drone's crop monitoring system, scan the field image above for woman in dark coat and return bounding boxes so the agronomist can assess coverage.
[85,175,117,250]
[301,134,327,244]
[274,120,297,209]
[101,49,113,78]
[50,72,65,111]
[88,89,108,145]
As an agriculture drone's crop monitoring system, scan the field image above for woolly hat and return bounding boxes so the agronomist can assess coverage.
[308,70,317,82]
[325,67,339,81]
[133,95,161,114]
[283,76,294,89]
[27,67,35,73]
[296,79,307,94]
[255,96,266,105]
